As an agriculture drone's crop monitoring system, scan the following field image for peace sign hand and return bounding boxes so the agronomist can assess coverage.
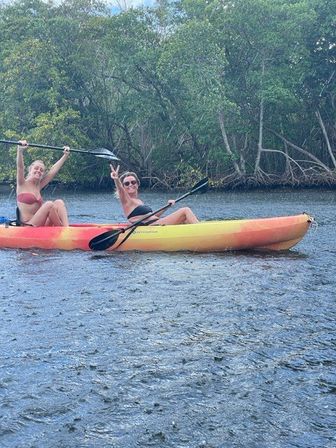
[110,164,120,180]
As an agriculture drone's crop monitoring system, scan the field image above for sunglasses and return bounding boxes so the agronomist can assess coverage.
[123,180,137,187]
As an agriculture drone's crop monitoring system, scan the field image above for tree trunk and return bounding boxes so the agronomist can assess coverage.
[218,110,242,176]
[315,109,336,169]
[254,59,265,174]
[268,128,333,173]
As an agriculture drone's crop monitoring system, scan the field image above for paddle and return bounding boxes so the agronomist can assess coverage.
[89,177,209,251]
[0,139,119,161]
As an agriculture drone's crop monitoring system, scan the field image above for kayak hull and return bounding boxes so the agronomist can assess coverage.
[0,214,312,252]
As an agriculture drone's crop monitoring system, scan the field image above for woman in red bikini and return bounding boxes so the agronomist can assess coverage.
[16,140,70,226]
[110,164,199,225]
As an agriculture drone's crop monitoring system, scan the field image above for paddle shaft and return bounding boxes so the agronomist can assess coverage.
[123,178,208,229]
[111,188,202,249]
[89,178,208,250]
[0,139,109,156]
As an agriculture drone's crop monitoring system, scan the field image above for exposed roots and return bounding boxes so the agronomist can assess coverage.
[210,170,336,190]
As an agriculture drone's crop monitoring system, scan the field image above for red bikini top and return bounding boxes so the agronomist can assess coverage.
[17,192,43,207]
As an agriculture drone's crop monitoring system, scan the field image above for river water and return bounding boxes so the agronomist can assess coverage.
[0,188,335,448]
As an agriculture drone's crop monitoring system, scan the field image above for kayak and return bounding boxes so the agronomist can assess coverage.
[0,213,312,252]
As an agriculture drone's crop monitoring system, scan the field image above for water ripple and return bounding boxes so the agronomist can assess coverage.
[0,189,335,447]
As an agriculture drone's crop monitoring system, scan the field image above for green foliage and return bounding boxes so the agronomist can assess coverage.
[0,0,334,188]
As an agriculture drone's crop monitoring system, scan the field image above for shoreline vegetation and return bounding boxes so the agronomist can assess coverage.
[0,0,335,190]
[1,179,335,196]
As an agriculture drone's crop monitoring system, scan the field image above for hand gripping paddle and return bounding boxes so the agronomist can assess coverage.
[89,177,209,251]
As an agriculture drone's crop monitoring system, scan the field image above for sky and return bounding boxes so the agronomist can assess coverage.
[109,0,156,7]
[0,0,157,6]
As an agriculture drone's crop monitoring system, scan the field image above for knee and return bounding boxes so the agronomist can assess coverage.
[53,199,65,208]
[43,200,54,210]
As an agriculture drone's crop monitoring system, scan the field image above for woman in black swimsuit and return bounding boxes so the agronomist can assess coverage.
[110,165,199,225]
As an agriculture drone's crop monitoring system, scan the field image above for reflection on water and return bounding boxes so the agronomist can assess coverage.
[0,188,335,447]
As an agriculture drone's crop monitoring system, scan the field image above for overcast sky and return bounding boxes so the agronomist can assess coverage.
[0,0,157,6]
[110,0,156,7]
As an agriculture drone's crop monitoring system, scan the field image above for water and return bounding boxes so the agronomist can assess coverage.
[0,188,335,448]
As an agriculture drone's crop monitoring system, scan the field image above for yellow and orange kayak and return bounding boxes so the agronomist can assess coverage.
[0,213,312,252]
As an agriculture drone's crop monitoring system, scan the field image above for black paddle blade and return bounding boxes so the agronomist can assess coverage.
[191,177,208,193]
[90,148,120,160]
[89,229,121,251]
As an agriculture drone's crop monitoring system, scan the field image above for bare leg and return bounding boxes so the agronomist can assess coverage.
[26,201,54,226]
[47,199,69,226]
[153,207,199,225]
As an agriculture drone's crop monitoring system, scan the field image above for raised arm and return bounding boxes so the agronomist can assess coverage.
[110,164,129,204]
[16,140,28,187]
[40,146,70,189]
